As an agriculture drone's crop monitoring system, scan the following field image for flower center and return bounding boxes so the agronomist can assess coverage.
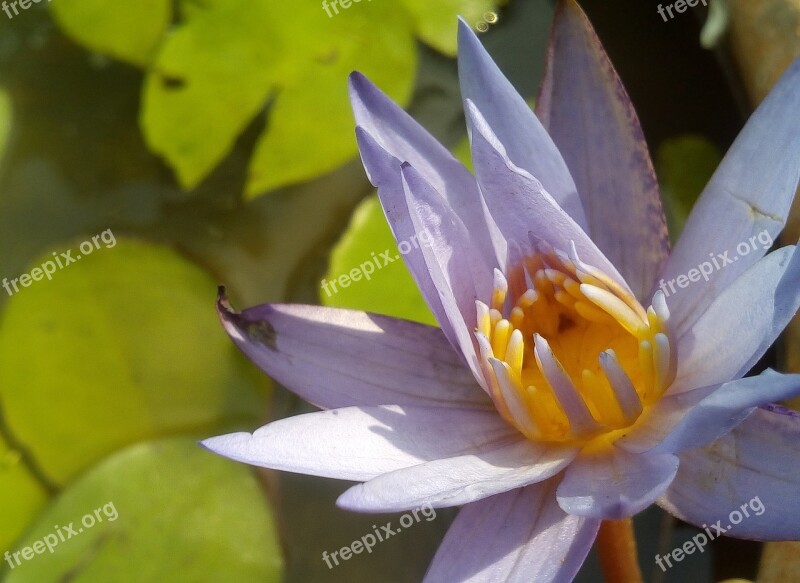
[475,242,675,444]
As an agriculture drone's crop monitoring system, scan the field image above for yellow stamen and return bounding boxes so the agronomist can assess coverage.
[491,319,511,358]
[505,329,524,381]
[580,284,645,336]
[574,300,615,324]
[581,368,625,427]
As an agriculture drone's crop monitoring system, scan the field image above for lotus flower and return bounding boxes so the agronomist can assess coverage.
[202,1,800,580]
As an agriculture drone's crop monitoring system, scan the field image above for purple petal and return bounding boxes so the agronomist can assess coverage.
[466,101,630,293]
[536,0,669,302]
[201,405,517,482]
[617,370,800,454]
[660,405,800,540]
[337,439,577,512]
[400,162,492,386]
[657,56,800,331]
[349,72,505,269]
[556,446,679,519]
[456,19,587,228]
[354,129,462,350]
[424,480,599,583]
[217,293,490,410]
[669,244,800,393]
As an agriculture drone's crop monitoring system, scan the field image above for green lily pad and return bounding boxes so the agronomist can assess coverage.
[399,0,501,55]
[2,437,282,582]
[244,4,416,197]
[0,433,49,553]
[140,0,502,196]
[320,194,435,325]
[50,0,171,67]
[142,0,417,195]
[0,237,268,486]
[140,0,284,191]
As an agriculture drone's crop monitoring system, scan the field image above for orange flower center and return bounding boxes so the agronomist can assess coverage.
[475,243,675,444]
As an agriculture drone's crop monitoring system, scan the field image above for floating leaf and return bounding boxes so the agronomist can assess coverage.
[245,6,416,197]
[2,437,282,582]
[142,0,416,195]
[50,0,171,67]
[141,0,283,190]
[141,0,505,195]
[399,0,501,55]
[0,238,268,485]
[0,434,49,553]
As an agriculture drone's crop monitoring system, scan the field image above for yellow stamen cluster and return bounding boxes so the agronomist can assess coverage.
[476,243,675,444]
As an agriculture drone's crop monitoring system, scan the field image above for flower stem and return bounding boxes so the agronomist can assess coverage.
[597,518,644,583]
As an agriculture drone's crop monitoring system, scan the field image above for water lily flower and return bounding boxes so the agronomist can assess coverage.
[202,1,800,580]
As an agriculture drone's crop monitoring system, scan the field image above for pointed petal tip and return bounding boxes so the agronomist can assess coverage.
[456,15,475,38]
[213,288,258,343]
[198,432,251,459]
[335,484,406,514]
[348,70,371,98]
[216,285,233,314]
[463,99,517,171]
[215,287,243,334]
[557,0,591,20]
[335,486,362,512]
[198,435,221,454]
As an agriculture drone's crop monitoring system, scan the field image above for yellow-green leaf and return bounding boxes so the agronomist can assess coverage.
[0,434,49,553]
[399,0,502,55]
[0,237,268,485]
[140,0,282,190]
[50,0,171,67]
[2,437,282,582]
[245,7,416,197]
